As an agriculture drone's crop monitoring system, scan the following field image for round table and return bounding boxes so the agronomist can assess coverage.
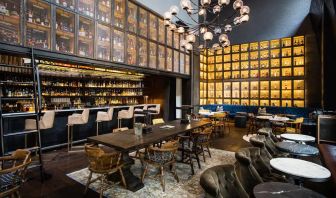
[270,158,331,183]
[275,142,319,157]
[280,133,315,143]
[253,182,325,198]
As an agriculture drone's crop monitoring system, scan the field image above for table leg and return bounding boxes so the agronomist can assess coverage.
[108,151,144,192]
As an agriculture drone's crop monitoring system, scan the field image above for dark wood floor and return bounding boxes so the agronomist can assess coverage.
[21,126,332,198]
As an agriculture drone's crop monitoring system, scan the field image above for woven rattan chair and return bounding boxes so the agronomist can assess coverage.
[0,149,31,198]
[141,139,179,192]
[84,144,126,198]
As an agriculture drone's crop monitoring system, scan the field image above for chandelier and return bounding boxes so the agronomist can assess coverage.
[163,0,250,51]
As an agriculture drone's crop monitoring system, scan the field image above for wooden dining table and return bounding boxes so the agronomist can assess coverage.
[87,119,210,192]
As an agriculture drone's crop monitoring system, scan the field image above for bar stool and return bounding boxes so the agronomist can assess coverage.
[148,104,160,119]
[67,109,90,152]
[96,107,114,135]
[133,105,147,124]
[24,111,55,148]
[117,106,134,128]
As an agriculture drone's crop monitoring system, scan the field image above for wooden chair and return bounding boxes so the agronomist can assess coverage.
[84,144,126,198]
[211,113,226,136]
[285,117,304,133]
[178,133,203,175]
[0,149,31,198]
[141,139,179,192]
[193,127,213,163]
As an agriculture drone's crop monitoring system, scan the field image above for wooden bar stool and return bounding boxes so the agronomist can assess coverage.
[96,107,114,135]
[67,109,90,152]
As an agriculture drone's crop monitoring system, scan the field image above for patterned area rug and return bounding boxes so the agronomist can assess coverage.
[67,148,235,198]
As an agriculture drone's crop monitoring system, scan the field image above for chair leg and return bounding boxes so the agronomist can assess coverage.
[70,125,74,150]
[201,145,206,162]
[195,151,201,169]
[141,164,148,182]
[172,163,179,183]
[206,145,211,158]
[189,153,195,175]
[160,166,165,192]
[99,175,104,198]
[119,168,127,188]
[84,171,93,194]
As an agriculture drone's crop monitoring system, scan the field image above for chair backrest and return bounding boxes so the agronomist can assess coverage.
[81,109,90,123]
[152,118,165,125]
[200,164,249,198]
[40,111,55,129]
[84,144,121,171]
[107,107,114,120]
[295,117,304,123]
[249,136,273,163]
[234,148,264,196]
[147,139,179,164]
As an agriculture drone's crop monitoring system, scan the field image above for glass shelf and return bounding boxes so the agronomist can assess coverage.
[215,63,222,71]
[250,42,259,51]
[0,0,21,44]
[241,70,249,78]
[282,57,291,67]
[112,29,124,62]
[97,0,111,23]
[294,67,304,76]
[271,59,280,67]
[271,39,280,48]
[260,50,269,59]
[241,44,249,52]
[241,61,248,70]
[232,45,239,53]
[78,0,94,18]
[293,36,304,46]
[78,17,94,58]
[166,48,172,71]
[26,0,51,49]
[293,46,304,56]
[149,42,157,69]
[250,51,259,60]
[216,55,223,62]
[260,41,269,49]
[113,0,125,29]
[282,68,292,77]
[126,34,136,65]
[260,60,269,68]
[127,2,137,33]
[55,9,74,54]
[282,47,292,57]
[241,52,248,61]
[271,49,280,58]
[138,38,147,67]
[224,54,231,62]
[158,45,165,70]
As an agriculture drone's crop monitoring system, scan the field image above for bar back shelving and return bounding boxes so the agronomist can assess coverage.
[200,35,305,107]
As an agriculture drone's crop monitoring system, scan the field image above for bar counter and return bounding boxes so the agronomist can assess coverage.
[2,104,158,153]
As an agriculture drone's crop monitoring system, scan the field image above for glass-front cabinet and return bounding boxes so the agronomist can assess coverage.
[0,0,190,76]
[96,24,110,60]
[149,14,157,41]
[113,0,125,29]
[78,0,94,18]
[149,42,157,69]
[158,19,165,44]
[0,0,21,44]
[139,8,148,37]
[55,9,74,54]
[97,0,111,24]
[78,17,94,57]
[26,0,51,50]
[138,38,147,67]
[112,29,124,62]
[166,48,173,71]
[55,0,75,10]
[158,45,165,70]
[126,34,136,65]
[127,2,137,33]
